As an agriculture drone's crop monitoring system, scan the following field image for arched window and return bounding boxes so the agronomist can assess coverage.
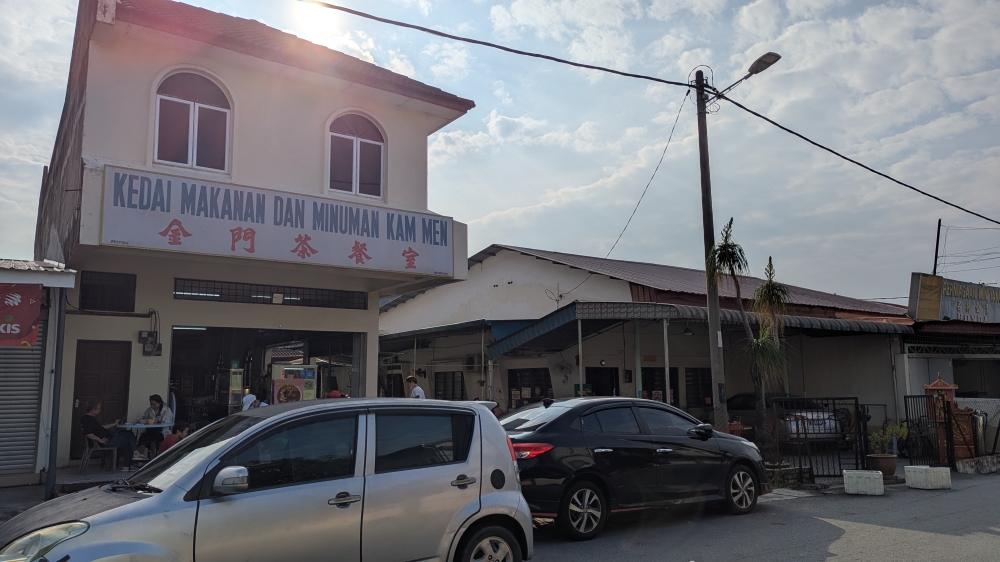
[329,114,383,197]
[155,72,231,172]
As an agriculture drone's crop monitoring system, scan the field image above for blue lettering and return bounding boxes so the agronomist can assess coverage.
[150,179,166,212]
[166,181,171,213]
[422,218,433,245]
[273,196,284,226]
[127,174,139,209]
[113,173,127,208]
[294,199,305,229]
[440,219,448,247]
[180,183,196,215]
[386,213,396,240]
[312,202,328,231]
[196,185,209,217]
[360,209,370,237]
[255,194,265,224]
[405,216,416,242]
[283,197,295,227]
[210,187,221,218]
[233,191,244,222]
[348,207,361,235]
[371,210,379,238]
[220,189,232,220]
[138,176,152,210]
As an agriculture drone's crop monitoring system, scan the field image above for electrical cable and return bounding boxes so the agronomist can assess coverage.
[560,89,691,298]
[715,93,1000,227]
[300,0,690,89]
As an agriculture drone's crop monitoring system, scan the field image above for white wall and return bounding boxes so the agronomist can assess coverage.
[380,249,634,333]
[81,21,460,224]
[56,247,380,466]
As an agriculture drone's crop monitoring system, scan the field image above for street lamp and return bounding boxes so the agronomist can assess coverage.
[693,52,780,430]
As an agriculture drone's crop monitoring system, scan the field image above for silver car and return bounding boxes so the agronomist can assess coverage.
[0,399,532,562]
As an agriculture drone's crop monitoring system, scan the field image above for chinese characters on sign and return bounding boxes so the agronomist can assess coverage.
[102,166,454,275]
[158,219,192,246]
[402,247,419,269]
[349,241,372,264]
[230,227,256,253]
[291,234,319,259]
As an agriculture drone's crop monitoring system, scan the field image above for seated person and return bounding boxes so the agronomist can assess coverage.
[135,393,174,458]
[159,421,191,453]
[80,401,139,471]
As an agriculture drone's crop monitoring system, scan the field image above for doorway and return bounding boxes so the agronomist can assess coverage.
[641,367,679,406]
[71,341,132,459]
[586,367,620,397]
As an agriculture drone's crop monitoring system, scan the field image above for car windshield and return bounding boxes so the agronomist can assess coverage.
[127,415,264,488]
[501,404,568,432]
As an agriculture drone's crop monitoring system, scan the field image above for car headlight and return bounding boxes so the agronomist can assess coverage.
[737,436,760,452]
[0,522,89,562]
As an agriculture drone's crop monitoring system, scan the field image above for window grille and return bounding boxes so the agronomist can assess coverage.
[173,278,366,310]
[80,271,137,312]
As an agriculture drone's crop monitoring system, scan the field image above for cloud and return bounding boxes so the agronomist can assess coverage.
[386,50,416,78]
[785,0,846,20]
[390,0,435,16]
[648,0,728,21]
[493,80,514,106]
[423,42,474,80]
[295,29,377,63]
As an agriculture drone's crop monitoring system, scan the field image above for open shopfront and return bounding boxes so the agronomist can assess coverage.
[169,327,361,426]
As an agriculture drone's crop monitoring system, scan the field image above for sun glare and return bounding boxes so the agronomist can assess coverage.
[289,1,347,46]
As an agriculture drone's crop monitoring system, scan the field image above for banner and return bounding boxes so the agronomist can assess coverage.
[909,273,1000,323]
[101,166,454,276]
[0,284,43,346]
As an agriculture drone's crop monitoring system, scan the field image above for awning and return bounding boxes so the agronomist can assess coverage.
[487,301,914,359]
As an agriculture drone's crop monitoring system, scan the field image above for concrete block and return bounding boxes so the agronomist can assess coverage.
[843,470,885,496]
[955,455,1000,475]
[905,466,951,489]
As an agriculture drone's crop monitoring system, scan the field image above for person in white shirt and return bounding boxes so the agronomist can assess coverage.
[406,376,425,399]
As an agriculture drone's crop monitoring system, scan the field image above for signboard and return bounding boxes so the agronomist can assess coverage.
[908,273,1000,323]
[0,284,42,346]
[101,166,454,276]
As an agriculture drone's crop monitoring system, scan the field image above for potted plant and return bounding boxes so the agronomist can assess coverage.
[867,424,907,478]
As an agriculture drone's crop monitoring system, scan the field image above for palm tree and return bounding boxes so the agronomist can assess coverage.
[707,220,789,463]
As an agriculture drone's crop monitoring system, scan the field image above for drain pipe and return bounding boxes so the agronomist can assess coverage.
[888,338,900,423]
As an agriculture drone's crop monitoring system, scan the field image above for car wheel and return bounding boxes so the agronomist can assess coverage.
[457,525,522,562]
[556,480,607,541]
[724,464,759,515]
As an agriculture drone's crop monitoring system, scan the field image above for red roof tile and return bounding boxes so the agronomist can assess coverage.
[115,0,475,113]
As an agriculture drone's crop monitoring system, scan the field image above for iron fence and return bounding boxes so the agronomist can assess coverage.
[904,394,954,468]
[771,397,868,479]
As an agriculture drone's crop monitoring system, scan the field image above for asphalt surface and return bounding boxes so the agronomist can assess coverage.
[532,473,1000,561]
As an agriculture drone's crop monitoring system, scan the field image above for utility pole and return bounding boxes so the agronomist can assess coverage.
[695,70,729,430]
[932,218,942,276]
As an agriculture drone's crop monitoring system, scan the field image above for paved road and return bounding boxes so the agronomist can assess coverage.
[533,473,1000,561]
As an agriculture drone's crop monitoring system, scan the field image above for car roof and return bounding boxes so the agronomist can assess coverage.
[234,398,491,420]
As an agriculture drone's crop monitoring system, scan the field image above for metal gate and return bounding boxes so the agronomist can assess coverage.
[904,394,954,468]
[772,396,868,478]
[0,319,46,476]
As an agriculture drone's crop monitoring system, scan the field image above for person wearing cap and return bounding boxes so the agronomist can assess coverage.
[406,376,425,399]
[242,394,268,411]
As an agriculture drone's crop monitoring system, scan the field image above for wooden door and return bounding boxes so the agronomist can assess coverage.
[70,341,132,459]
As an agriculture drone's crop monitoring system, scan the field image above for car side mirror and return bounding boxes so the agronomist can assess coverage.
[687,424,714,440]
[213,466,249,495]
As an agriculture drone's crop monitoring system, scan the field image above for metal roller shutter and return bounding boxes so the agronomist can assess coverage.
[0,319,45,475]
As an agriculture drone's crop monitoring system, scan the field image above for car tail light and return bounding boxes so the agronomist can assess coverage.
[506,435,517,462]
[511,443,554,460]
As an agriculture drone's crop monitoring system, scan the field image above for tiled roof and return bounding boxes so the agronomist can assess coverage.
[0,260,73,273]
[115,0,475,113]
[471,244,908,317]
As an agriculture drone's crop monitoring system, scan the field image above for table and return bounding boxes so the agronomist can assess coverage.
[118,423,173,460]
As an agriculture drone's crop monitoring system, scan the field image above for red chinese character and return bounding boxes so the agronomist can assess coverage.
[401,247,419,269]
[290,234,318,259]
[348,241,372,264]
[158,219,192,246]
[230,227,256,253]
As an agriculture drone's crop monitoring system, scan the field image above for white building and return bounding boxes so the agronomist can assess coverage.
[32,0,473,470]
[380,245,913,426]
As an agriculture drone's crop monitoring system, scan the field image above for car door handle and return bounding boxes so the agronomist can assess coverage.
[328,492,361,508]
[451,475,477,488]
[656,448,674,454]
[594,448,613,453]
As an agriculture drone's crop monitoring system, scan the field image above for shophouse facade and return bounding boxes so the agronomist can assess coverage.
[380,245,913,426]
[34,0,473,468]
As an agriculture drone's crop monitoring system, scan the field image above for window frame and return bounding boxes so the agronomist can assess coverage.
[209,411,363,496]
[636,405,697,436]
[79,271,137,312]
[328,127,385,200]
[154,93,232,174]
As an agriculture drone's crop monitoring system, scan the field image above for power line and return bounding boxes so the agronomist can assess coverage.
[561,90,691,297]
[715,94,1000,227]
[302,0,1000,228]
[300,0,690,89]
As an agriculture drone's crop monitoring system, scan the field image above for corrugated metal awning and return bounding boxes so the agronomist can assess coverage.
[487,301,913,359]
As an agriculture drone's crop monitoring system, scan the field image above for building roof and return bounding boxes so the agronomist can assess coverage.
[0,260,77,288]
[487,301,914,359]
[115,0,475,113]
[0,260,68,273]
[468,244,907,317]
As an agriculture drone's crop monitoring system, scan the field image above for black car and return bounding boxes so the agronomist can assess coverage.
[502,397,771,540]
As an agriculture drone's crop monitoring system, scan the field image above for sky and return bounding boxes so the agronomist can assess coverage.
[2,0,1000,305]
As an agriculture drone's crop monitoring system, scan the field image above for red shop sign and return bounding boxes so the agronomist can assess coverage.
[0,284,43,346]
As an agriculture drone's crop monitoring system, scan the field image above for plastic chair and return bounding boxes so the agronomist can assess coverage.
[79,433,118,474]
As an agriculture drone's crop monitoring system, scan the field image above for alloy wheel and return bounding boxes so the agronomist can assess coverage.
[730,470,756,510]
[469,536,513,562]
[568,487,602,534]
